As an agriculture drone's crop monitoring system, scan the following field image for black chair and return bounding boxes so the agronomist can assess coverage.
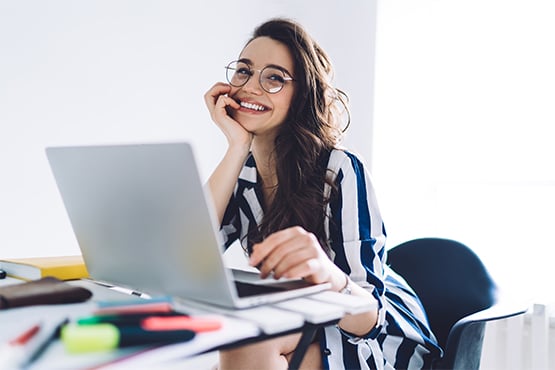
[387,237,527,370]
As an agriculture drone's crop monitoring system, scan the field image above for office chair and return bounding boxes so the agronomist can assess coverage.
[387,237,527,370]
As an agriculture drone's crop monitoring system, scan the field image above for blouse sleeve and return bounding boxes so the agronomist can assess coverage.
[327,150,388,340]
[220,192,241,250]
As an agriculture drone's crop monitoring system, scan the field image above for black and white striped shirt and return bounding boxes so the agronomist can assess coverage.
[221,149,442,369]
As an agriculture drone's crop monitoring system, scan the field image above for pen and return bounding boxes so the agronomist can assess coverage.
[61,323,196,353]
[87,279,152,298]
[22,317,69,367]
[0,323,41,370]
[109,286,152,299]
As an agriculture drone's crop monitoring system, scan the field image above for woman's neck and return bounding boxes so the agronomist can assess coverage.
[251,136,276,178]
[251,138,278,205]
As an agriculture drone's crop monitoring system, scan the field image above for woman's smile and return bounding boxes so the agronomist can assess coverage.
[236,98,271,113]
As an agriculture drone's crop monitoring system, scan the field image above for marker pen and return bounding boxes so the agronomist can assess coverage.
[77,312,186,326]
[61,323,195,353]
[95,296,173,309]
[93,301,176,316]
[0,324,41,369]
[77,314,222,333]
[141,316,222,332]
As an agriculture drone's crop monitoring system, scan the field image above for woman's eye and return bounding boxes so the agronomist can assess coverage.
[237,68,252,76]
[267,74,285,83]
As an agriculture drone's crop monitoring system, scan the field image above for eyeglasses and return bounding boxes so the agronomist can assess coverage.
[225,60,294,94]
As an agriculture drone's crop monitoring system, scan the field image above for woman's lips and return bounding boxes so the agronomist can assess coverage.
[235,99,271,113]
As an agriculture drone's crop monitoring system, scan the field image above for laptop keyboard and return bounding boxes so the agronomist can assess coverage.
[234,279,314,298]
[234,280,284,297]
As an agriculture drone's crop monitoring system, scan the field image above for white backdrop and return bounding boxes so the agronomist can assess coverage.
[0,1,376,258]
[373,0,555,302]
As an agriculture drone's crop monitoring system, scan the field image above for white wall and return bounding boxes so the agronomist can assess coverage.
[373,0,555,302]
[0,1,376,258]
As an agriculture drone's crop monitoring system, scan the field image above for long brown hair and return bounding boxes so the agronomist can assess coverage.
[247,18,350,253]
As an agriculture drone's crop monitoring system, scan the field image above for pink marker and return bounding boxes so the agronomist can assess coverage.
[141,316,222,332]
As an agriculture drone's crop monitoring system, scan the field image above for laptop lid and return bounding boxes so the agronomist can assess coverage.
[46,142,328,308]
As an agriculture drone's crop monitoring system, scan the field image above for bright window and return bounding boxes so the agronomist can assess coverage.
[373,0,555,302]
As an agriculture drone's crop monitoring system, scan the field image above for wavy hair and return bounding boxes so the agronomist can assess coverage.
[246,18,350,253]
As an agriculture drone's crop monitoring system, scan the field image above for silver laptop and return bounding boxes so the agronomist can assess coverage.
[45,142,329,308]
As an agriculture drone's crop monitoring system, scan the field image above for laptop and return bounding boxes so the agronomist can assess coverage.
[45,142,329,308]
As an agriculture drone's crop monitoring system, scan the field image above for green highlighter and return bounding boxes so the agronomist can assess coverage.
[61,323,195,353]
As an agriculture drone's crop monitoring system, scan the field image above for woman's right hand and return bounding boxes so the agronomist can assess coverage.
[204,83,253,224]
[204,83,253,150]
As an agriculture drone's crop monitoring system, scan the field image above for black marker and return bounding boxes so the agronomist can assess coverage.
[0,269,6,279]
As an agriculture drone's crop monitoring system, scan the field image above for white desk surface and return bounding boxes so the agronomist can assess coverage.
[0,277,375,369]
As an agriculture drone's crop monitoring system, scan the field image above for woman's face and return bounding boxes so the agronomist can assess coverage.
[229,36,295,138]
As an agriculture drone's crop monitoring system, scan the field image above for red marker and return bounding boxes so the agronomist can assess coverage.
[0,324,41,369]
[9,324,41,346]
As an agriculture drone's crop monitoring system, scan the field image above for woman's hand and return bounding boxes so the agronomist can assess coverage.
[249,226,346,289]
[204,83,253,150]
[250,226,379,335]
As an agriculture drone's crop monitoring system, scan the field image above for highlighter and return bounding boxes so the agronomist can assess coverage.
[77,314,222,333]
[77,312,186,326]
[60,323,195,353]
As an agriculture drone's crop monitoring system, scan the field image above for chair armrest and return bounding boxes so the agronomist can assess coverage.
[455,301,529,327]
[436,300,528,370]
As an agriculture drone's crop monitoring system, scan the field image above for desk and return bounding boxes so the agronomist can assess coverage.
[0,278,375,369]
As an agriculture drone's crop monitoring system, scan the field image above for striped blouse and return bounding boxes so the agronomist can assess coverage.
[220,149,442,369]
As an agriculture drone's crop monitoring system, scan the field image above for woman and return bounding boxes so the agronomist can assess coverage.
[204,18,442,370]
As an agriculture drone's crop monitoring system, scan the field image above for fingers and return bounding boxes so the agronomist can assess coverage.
[204,82,231,108]
[249,227,327,281]
[218,94,240,112]
[204,83,240,119]
[271,249,319,280]
[249,227,306,268]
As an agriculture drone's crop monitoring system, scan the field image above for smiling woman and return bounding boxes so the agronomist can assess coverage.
[203,17,442,370]
[212,36,297,140]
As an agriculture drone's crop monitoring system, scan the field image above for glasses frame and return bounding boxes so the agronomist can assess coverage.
[224,60,294,94]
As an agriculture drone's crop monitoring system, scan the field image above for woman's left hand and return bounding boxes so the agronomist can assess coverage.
[249,226,343,287]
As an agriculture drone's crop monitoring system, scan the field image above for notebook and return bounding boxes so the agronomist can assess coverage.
[0,255,89,281]
[45,142,329,308]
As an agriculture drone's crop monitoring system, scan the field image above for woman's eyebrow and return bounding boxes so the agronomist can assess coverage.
[237,58,294,77]
[266,64,293,76]
[237,58,253,65]
[237,58,293,77]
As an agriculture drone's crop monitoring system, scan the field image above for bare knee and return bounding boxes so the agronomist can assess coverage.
[219,339,288,370]
[285,341,322,370]
[217,334,323,370]
[219,333,322,370]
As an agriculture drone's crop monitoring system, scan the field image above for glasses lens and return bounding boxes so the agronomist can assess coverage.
[260,67,287,93]
[226,61,251,87]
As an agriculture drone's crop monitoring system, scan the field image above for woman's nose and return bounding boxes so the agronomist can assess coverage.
[242,72,263,94]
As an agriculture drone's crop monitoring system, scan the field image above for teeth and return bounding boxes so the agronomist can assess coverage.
[240,101,266,111]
